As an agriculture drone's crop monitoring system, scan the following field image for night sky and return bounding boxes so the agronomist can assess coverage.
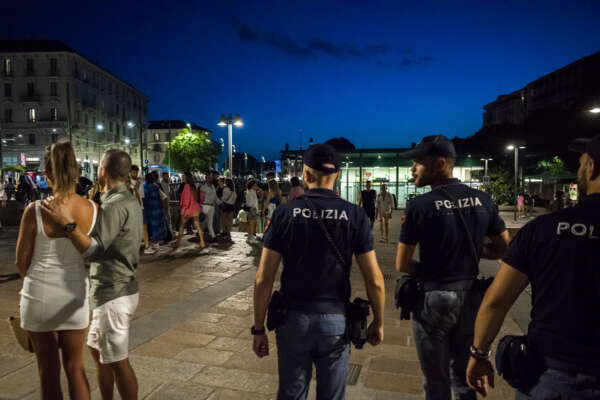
[4,0,600,160]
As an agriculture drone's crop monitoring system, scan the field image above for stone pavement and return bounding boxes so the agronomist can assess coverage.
[0,211,524,399]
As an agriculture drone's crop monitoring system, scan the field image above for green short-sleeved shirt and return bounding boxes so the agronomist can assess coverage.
[86,183,143,309]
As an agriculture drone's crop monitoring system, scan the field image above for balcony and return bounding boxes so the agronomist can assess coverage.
[20,94,41,103]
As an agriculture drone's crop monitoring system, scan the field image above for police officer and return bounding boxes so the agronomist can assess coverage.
[395,135,510,400]
[467,134,600,399]
[252,144,386,400]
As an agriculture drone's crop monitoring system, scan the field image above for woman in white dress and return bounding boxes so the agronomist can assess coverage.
[16,142,97,400]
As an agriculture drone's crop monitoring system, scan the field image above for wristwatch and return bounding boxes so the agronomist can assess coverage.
[250,326,266,335]
[63,222,77,233]
[469,345,492,360]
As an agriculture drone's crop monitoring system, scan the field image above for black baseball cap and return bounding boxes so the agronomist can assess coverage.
[303,144,340,174]
[399,134,457,159]
[569,134,600,163]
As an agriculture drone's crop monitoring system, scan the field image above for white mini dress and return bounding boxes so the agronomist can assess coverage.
[20,200,97,332]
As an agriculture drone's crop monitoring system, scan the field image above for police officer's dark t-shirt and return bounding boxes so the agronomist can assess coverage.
[399,179,506,282]
[503,194,600,367]
[263,188,373,306]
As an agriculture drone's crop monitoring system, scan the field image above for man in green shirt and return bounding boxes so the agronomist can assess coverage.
[42,149,143,400]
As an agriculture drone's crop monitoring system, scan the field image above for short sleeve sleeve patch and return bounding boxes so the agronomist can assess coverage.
[399,200,421,245]
[487,202,507,237]
[353,207,374,255]
[263,206,285,254]
[502,221,535,276]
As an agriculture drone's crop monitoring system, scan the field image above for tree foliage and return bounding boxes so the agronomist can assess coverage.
[1,164,26,174]
[486,166,514,205]
[163,130,219,172]
[536,156,568,176]
[325,137,355,151]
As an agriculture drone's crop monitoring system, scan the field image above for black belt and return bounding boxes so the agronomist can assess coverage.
[544,356,600,377]
[287,300,347,314]
[422,279,475,292]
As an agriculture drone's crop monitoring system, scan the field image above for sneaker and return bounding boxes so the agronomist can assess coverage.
[152,243,160,249]
[143,248,157,255]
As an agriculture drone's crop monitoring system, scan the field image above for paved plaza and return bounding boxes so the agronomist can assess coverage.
[0,212,527,399]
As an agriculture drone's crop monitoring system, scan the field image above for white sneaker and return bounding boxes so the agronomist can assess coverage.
[152,243,160,249]
[144,248,157,255]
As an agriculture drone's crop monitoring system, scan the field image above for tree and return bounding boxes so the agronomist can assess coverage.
[325,137,355,151]
[536,156,569,176]
[163,130,219,172]
[486,166,514,205]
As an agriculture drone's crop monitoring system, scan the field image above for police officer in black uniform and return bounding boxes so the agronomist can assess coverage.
[252,144,386,400]
[395,135,510,400]
[467,134,600,398]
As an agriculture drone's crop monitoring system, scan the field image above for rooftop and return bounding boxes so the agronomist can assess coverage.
[148,120,212,133]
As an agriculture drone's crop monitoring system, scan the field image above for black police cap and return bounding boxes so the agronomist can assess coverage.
[399,134,457,159]
[569,134,600,164]
[303,144,340,174]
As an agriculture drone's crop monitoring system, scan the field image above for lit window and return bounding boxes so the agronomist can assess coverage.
[154,133,159,141]
[28,108,37,123]
[51,108,58,121]
[4,58,11,75]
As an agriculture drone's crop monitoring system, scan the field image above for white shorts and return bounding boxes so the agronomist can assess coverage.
[87,293,139,364]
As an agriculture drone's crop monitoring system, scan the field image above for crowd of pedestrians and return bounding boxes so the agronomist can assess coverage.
[8,134,600,399]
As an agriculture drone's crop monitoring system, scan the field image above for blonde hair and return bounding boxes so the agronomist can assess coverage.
[44,142,78,197]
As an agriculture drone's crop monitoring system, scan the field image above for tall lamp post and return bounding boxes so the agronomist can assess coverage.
[507,144,526,221]
[217,114,243,178]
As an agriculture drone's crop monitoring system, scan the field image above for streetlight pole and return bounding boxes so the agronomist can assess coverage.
[507,145,525,222]
[218,114,243,178]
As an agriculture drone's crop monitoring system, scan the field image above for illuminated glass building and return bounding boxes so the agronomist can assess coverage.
[281,147,484,207]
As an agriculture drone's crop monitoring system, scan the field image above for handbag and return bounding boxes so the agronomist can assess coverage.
[266,290,288,331]
[495,335,542,392]
[7,316,34,353]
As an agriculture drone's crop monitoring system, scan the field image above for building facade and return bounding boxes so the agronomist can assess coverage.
[0,40,148,178]
[281,147,484,207]
[483,51,600,127]
[147,120,212,171]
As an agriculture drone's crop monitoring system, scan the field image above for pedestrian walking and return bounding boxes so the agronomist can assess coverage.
[143,173,167,251]
[215,176,224,236]
[158,171,173,236]
[287,176,305,202]
[244,180,260,243]
[200,171,218,241]
[0,177,7,229]
[17,142,97,399]
[130,165,151,253]
[42,149,143,400]
[517,193,525,218]
[253,143,385,400]
[466,135,600,399]
[359,180,376,229]
[395,135,510,400]
[173,172,206,250]
[220,178,237,241]
[375,183,394,242]
[263,179,281,230]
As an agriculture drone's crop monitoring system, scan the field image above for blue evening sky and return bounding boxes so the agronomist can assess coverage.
[4,0,600,160]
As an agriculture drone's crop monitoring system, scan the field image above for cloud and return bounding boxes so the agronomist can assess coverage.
[232,18,391,61]
[398,55,433,69]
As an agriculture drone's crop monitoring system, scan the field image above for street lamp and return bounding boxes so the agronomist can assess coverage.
[589,107,600,114]
[507,144,526,221]
[127,120,143,168]
[480,157,493,179]
[217,113,243,178]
